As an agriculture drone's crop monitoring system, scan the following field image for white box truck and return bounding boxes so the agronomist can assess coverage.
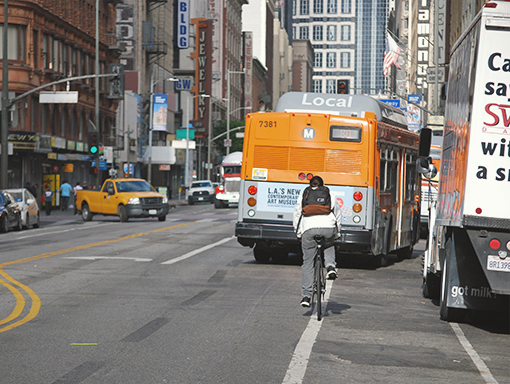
[418,1,510,322]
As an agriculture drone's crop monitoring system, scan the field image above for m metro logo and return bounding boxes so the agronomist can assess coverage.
[302,127,315,140]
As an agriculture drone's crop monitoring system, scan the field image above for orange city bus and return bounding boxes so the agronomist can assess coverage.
[235,92,421,266]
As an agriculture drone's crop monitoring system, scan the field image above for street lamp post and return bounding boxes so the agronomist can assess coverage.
[207,96,213,180]
[226,70,245,156]
[186,94,210,190]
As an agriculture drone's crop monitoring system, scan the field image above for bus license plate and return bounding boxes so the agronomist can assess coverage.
[149,209,157,215]
[487,255,510,272]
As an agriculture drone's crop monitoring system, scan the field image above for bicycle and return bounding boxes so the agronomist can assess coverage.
[311,234,327,321]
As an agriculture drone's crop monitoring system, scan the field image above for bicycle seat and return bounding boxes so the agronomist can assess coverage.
[313,235,325,245]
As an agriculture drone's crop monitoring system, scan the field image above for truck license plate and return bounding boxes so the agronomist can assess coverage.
[487,255,510,272]
[149,209,157,215]
[198,197,204,201]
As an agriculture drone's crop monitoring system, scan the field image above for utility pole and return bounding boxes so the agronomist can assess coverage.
[1,0,9,189]
[95,0,100,187]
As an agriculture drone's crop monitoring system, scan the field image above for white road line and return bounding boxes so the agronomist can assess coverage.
[197,218,217,222]
[161,236,234,265]
[11,222,118,240]
[63,256,152,262]
[282,279,334,384]
[450,323,498,384]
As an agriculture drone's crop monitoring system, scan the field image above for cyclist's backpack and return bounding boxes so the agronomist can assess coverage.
[301,186,332,216]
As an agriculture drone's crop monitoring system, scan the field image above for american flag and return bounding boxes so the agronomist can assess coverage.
[383,34,402,77]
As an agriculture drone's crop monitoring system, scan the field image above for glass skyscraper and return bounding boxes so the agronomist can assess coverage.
[292,0,389,94]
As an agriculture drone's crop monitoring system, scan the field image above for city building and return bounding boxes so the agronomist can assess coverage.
[0,0,120,192]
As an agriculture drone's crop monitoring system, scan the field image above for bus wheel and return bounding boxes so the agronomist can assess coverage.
[439,238,465,322]
[253,243,271,263]
[396,246,414,261]
[271,248,288,264]
[373,253,388,268]
[423,271,440,299]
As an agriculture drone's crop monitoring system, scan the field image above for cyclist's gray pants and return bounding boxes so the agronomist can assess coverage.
[301,227,336,298]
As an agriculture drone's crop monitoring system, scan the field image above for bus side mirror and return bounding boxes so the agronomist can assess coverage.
[417,157,438,179]
[418,128,432,157]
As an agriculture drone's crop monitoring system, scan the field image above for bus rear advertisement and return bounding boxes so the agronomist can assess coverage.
[235,92,421,266]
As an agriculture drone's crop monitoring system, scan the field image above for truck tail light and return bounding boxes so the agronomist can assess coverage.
[489,239,501,250]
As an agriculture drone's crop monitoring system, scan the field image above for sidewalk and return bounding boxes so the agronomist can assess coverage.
[40,197,187,223]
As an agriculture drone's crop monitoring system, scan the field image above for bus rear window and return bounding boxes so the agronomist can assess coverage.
[330,126,362,142]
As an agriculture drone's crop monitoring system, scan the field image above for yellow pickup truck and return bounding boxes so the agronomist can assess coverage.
[76,178,169,222]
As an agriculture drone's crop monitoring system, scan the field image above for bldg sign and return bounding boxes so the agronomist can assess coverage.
[244,32,253,111]
[177,0,190,49]
[191,18,213,138]
[417,0,431,97]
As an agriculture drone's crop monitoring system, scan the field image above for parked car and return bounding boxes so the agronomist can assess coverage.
[187,180,215,205]
[0,191,22,233]
[4,188,40,229]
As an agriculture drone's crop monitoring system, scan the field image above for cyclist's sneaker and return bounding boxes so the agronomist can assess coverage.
[327,266,338,280]
[300,297,311,307]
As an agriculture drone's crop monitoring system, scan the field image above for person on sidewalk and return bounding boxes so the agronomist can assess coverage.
[72,182,83,215]
[293,175,342,308]
[44,185,53,216]
[59,180,72,211]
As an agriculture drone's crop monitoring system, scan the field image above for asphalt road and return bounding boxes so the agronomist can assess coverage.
[0,204,508,384]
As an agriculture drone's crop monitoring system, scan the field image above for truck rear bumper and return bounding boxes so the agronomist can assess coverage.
[126,204,169,218]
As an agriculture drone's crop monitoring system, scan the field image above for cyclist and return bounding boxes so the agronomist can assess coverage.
[293,176,342,307]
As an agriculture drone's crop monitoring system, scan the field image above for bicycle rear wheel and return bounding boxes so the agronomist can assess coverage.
[315,254,323,321]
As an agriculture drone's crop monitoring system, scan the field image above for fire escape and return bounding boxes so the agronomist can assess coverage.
[144,0,169,63]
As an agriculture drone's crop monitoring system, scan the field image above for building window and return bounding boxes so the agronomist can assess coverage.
[326,79,336,93]
[313,0,323,14]
[327,0,337,14]
[341,25,351,41]
[292,26,297,39]
[299,26,309,40]
[300,0,309,15]
[326,52,336,68]
[293,0,297,15]
[340,52,350,68]
[314,52,323,68]
[313,79,322,93]
[312,25,323,41]
[0,25,27,61]
[327,25,337,41]
[341,0,351,13]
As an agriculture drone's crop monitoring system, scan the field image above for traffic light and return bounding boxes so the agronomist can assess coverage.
[337,79,349,94]
[88,132,99,155]
[108,63,124,100]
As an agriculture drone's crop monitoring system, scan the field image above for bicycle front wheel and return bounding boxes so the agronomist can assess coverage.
[315,255,323,321]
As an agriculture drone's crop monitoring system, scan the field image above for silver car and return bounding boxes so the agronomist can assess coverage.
[5,188,40,229]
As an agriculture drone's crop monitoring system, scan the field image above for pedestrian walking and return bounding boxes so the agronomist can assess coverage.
[167,180,173,199]
[44,185,53,216]
[59,180,73,211]
[73,182,83,215]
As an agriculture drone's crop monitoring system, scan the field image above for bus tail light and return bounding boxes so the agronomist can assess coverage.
[298,172,306,180]
[248,185,257,195]
[353,203,362,213]
[353,191,363,201]
[248,197,257,207]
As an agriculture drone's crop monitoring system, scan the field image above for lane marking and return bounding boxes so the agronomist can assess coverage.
[10,222,118,240]
[63,256,152,262]
[161,236,234,265]
[0,221,196,333]
[450,322,498,384]
[282,279,334,384]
